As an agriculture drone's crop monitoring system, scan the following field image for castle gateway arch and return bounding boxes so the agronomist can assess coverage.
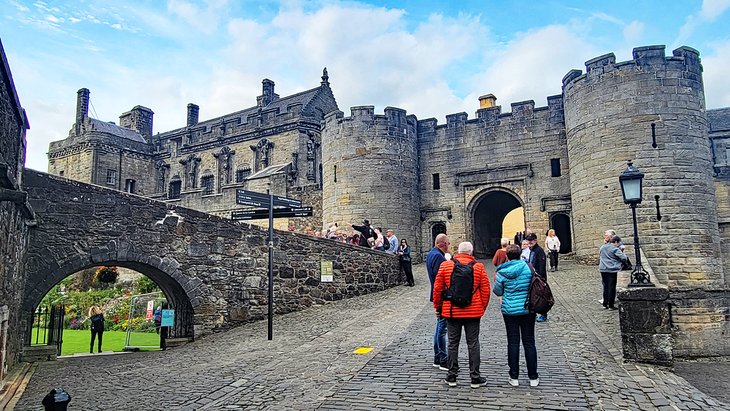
[469,188,525,259]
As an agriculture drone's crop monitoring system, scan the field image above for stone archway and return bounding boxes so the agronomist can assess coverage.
[23,243,196,341]
[469,189,524,258]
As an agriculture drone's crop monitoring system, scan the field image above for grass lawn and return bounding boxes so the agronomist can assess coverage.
[33,329,161,356]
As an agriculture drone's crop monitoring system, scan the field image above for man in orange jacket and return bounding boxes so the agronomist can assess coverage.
[433,241,491,388]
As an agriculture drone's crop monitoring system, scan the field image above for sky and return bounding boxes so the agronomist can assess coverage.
[2,0,729,171]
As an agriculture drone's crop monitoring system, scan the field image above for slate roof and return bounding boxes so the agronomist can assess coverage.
[708,108,730,133]
[88,118,148,143]
[158,86,323,137]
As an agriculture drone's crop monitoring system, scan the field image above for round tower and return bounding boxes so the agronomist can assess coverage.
[321,106,420,250]
[563,45,722,285]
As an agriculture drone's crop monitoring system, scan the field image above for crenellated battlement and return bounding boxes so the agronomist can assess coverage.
[563,45,703,89]
[323,105,417,137]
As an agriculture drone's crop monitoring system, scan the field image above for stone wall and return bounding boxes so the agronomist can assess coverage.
[415,97,568,258]
[22,170,401,340]
[0,39,31,379]
[563,46,723,286]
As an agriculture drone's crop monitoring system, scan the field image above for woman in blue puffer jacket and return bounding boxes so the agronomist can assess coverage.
[493,244,539,387]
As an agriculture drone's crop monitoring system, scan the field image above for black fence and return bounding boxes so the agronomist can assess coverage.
[29,304,65,356]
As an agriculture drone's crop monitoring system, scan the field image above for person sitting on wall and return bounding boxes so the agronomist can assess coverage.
[352,220,376,247]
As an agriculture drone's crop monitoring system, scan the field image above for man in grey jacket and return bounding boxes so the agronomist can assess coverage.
[599,235,628,310]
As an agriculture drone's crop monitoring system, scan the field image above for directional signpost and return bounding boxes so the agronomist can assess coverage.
[233,189,310,340]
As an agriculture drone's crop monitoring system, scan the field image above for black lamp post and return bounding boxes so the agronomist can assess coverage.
[619,160,653,287]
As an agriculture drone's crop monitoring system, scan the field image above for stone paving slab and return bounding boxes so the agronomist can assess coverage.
[13,261,730,410]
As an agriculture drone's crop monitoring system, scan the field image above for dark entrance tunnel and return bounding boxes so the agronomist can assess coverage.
[473,191,523,258]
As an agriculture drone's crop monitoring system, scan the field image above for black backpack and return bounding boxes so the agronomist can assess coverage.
[524,264,555,315]
[443,260,476,308]
[382,235,390,250]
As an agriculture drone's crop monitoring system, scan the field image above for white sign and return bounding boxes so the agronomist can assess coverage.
[320,261,333,282]
[145,300,154,319]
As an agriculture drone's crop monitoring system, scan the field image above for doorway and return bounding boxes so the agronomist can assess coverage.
[472,190,524,258]
[550,213,572,253]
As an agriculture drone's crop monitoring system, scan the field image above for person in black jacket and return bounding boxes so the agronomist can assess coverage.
[525,233,549,322]
[351,220,375,248]
[88,306,105,353]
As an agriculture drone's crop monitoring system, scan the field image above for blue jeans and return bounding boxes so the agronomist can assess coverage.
[433,316,447,364]
[503,313,538,380]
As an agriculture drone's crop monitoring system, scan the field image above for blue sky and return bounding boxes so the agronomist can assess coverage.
[2,0,729,171]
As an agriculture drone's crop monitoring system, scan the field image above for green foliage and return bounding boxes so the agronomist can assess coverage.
[134,275,160,294]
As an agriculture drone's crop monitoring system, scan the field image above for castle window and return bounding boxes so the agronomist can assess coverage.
[235,168,251,183]
[551,159,561,177]
[59,170,64,176]
[106,169,117,185]
[201,175,214,195]
[333,165,337,183]
[169,180,181,199]
[433,173,441,190]
[125,179,136,194]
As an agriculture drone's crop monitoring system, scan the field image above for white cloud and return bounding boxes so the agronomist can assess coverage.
[166,0,230,35]
[702,40,730,108]
[677,0,730,45]
[700,0,730,20]
[215,4,484,122]
[467,25,599,115]
[623,21,644,44]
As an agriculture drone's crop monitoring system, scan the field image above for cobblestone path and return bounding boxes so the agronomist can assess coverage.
[14,261,728,410]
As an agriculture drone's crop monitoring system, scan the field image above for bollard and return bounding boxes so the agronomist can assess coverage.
[41,388,71,411]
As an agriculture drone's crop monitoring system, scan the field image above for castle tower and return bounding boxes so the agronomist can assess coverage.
[321,106,420,248]
[563,45,723,285]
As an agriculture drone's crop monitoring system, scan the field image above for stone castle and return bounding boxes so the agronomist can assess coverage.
[0,40,726,372]
[49,45,730,280]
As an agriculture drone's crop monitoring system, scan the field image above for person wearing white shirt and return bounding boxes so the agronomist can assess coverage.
[545,229,561,272]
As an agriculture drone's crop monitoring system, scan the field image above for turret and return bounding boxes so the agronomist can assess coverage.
[563,45,721,286]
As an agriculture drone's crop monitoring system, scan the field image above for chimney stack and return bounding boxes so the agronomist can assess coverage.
[76,88,90,130]
[257,79,279,107]
[187,103,199,127]
[479,94,497,109]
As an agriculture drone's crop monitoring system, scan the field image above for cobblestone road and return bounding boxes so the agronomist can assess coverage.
[14,261,729,410]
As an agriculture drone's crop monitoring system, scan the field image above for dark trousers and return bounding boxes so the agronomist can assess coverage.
[90,329,103,353]
[446,318,481,379]
[548,250,559,269]
[401,260,414,285]
[601,272,618,307]
[503,314,538,380]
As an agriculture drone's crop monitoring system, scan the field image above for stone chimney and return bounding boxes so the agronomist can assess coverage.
[119,105,154,140]
[479,94,497,109]
[257,79,279,107]
[187,103,199,127]
[76,88,90,131]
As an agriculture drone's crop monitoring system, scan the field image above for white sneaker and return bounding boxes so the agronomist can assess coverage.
[508,378,519,387]
[530,378,540,387]
[598,298,604,304]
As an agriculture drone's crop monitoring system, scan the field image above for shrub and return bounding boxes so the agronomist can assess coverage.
[95,266,119,284]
